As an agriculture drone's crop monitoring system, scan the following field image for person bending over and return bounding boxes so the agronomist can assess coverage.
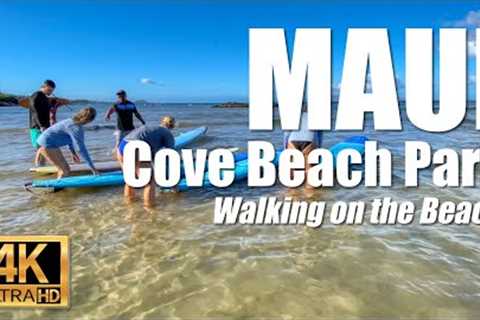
[36,107,99,178]
[105,90,145,154]
[117,116,175,208]
[284,111,322,188]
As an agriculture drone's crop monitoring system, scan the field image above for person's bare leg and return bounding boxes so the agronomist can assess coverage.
[303,143,316,189]
[287,142,297,184]
[112,131,123,158]
[117,151,124,168]
[40,148,70,178]
[124,185,135,203]
[122,156,137,201]
[34,149,43,167]
[143,179,156,208]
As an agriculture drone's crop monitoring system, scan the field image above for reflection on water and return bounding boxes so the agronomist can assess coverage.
[0,103,480,318]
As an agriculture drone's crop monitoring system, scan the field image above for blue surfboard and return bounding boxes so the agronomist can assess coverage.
[176,136,367,191]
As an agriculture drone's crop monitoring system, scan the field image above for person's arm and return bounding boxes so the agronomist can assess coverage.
[67,143,81,163]
[104,105,116,121]
[133,107,146,125]
[49,105,58,125]
[68,125,97,173]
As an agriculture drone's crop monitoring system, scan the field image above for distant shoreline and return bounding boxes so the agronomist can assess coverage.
[1,92,475,108]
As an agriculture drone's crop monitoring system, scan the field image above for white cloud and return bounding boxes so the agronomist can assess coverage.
[453,10,480,27]
[140,78,156,85]
[448,11,478,57]
[140,78,166,87]
[463,10,480,27]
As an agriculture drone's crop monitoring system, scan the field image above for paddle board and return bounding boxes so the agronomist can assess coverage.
[29,126,209,175]
[18,97,70,109]
[28,136,367,191]
[28,150,246,190]
[30,145,240,175]
[176,136,367,191]
[30,161,120,175]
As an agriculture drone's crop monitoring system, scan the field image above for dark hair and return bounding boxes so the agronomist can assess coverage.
[73,107,96,124]
[43,79,56,89]
[116,90,126,96]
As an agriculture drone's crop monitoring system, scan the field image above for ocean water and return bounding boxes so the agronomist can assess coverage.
[0,103,479,319]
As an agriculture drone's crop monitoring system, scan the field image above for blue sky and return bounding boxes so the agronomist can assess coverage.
[0,1,478,102]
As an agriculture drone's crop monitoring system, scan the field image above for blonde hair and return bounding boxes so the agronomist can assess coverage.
[73,107,96,124]
[161,116,175,129]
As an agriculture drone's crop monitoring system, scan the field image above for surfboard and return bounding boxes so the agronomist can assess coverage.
[18,97,70,109]
[27,135,367,191]
[28,149,246,191]
[30,144,239,175]
[27,126,209,190]
[176,136,367,191]
[174,126,208,149]
[29,126,209,175]
[30,161,121,175]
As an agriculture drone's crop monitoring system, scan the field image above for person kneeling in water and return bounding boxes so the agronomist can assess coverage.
[117,116,176,208]
[36,107,99,178]
[284,111,322,188]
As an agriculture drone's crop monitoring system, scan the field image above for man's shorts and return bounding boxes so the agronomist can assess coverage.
[29,128,42,149]
[114,130,131,145]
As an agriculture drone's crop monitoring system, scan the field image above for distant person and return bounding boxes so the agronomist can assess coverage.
[36,107,99,178]
[117,116,176,208]
[284,111,322,188]
[104,90,145,153]
[29,80,57,165]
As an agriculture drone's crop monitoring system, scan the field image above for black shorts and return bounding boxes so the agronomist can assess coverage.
[290,141,313,151]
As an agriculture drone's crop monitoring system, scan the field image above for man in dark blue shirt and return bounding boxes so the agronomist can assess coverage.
[104,90,146,153]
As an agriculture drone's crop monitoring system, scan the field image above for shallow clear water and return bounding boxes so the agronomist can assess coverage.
[0,103,479,319]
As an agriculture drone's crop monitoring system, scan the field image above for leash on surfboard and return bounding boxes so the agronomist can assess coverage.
[24,182,62,195]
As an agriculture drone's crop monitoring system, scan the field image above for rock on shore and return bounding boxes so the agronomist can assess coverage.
[211,102,248,109]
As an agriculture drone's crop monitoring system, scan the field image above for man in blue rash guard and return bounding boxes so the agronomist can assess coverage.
[105,90,146,153]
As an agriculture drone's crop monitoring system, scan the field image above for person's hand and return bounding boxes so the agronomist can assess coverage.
[72,153,81,163]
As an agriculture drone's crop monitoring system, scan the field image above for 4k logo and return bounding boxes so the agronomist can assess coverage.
[0,236,69,308]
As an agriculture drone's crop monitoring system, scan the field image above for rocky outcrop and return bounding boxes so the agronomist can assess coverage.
[211,102,249,109]
[0,93,19,106]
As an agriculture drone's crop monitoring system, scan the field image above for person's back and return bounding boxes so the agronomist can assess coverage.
[114,100,137,132]
[37,119,77,147]
[118,116,176,208]
[287,112,315,142]
[35,107,97,178]
[29,90,50,130]
[125,125,175,153]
